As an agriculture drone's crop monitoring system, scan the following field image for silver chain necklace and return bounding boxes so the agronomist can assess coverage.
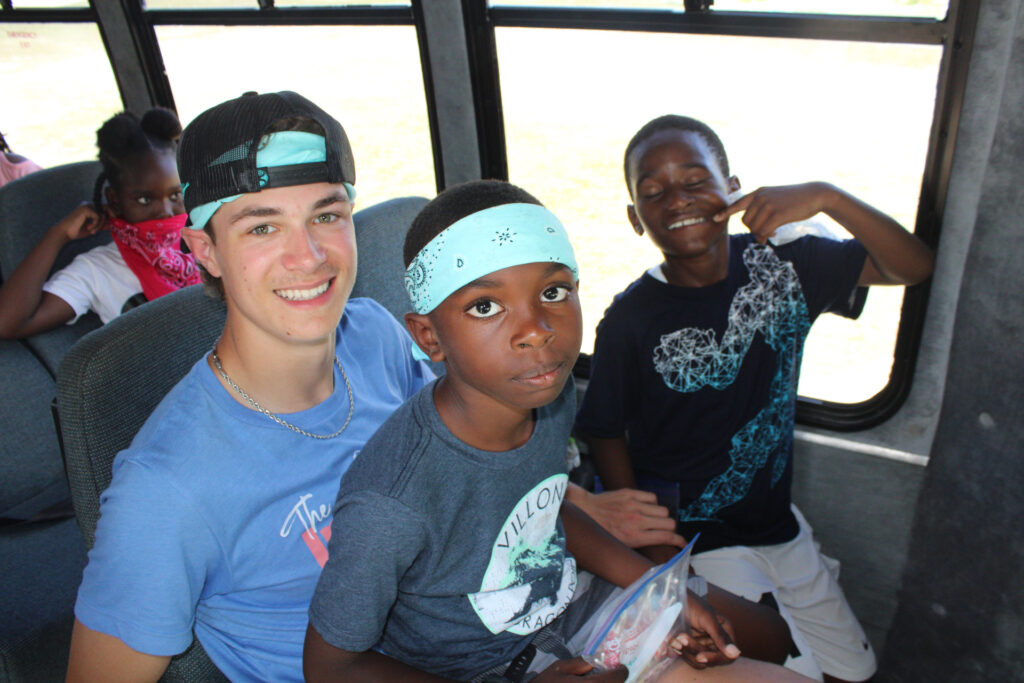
[211,350,354,440]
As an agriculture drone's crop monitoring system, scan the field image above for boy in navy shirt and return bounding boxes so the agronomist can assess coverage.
[576,115,934,683]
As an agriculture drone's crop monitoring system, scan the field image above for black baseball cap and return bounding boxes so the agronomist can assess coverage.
[178,91,355,227]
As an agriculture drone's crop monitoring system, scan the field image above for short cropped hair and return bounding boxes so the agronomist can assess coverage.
[623,115,730,198]
[403,179,542,268]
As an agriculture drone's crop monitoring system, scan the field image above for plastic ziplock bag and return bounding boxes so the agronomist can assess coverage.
[581,535,699,683]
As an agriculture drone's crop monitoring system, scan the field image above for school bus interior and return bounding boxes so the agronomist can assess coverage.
[0,1,1021,681]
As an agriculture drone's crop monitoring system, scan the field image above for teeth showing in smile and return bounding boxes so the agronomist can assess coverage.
[668,216,706,231]
[275,281,329,301]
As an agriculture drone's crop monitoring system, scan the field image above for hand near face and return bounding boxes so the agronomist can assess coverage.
[54,203,108,243]
[714,182,836,244]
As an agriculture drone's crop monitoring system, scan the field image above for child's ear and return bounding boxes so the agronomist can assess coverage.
[728,176,741,194]
[627,205,644,237]
[404,312,446,363]
[181,228,221,278]
[103,185,119,218]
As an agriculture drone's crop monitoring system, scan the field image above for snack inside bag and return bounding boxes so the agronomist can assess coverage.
[582,536,699,683]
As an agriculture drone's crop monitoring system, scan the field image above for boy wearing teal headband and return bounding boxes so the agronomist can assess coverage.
[305,180,816,683]
[68,92,433,682]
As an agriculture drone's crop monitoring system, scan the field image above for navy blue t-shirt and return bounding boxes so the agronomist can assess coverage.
[576,234,867,551]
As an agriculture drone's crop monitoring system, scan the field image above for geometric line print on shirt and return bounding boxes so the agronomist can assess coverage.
[468,474,577,636]
[652,244,811,522]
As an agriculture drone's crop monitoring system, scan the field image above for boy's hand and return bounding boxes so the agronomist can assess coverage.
[54,203,108,242]
[714,182,836,244]
[670,591,741,669]
[534,657,628,681]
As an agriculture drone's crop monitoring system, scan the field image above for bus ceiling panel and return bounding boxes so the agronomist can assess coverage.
[487,7,947,45]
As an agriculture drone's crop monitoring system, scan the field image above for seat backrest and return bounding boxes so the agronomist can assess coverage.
[0,339,65,519]
[0,160,107,282]
[349,195,428,321]
[57,284,226,549]
[0,160,108,376]
[55,196,429,681]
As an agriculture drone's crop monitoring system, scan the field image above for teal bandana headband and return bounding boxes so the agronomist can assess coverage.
[404,202,578,316]
[184,131,355,231]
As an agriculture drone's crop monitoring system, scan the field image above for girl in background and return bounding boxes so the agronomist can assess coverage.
[0,108,198,339]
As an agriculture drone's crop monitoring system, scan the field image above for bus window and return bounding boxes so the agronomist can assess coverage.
[495,26,941,405]
[155,24,435,207]
[5,0,89,7]
[145,0,408,7]
[144,0,264,8]
[712,0,948,20]
[488,0,949,20]
[0,22,122,166]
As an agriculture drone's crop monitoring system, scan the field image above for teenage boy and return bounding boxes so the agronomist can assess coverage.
[304,179,819,683]
[66,91,434,683]
[575,115,935,683]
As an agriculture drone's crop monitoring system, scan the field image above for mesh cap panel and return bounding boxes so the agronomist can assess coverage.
[178,91,355,217]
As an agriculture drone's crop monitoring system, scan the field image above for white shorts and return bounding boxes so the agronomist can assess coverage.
[691,506,877,682]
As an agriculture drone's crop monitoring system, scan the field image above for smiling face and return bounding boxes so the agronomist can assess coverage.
[106,149,184,223]
[412,261,583,418]
[626,129,740,263]
[182,181,356,350]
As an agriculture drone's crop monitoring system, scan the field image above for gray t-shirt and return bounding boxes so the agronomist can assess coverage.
[309,378,578,680]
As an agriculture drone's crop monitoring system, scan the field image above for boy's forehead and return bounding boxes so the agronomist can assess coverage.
[443,261,575,299]
[629,129,723,181]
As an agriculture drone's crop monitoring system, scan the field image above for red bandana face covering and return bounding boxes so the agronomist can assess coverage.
[108,214,201,301]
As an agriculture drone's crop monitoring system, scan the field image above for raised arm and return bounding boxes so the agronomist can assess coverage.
[0,204,105,339]
[66,619,170,683]
[714,182,934,286]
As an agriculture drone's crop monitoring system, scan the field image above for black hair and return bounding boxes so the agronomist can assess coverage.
[91,107,182,208]
[623,115,730,198]
[403,179,542,268]
[0,132,11,155]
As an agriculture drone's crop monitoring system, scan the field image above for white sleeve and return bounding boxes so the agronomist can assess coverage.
[42,242,142,324]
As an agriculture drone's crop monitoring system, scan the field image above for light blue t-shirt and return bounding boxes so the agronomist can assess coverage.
[74,298,433,683]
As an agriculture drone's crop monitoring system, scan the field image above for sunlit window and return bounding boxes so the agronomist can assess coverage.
[4,0,89,8]
[0,22,122,166]
[487,0,948,19]
[496,27,941,403]
[156,24,434,209]
[145,0,409,8]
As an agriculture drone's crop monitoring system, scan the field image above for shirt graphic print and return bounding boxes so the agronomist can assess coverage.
[469,474,577,636]
[652,244,811,523]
